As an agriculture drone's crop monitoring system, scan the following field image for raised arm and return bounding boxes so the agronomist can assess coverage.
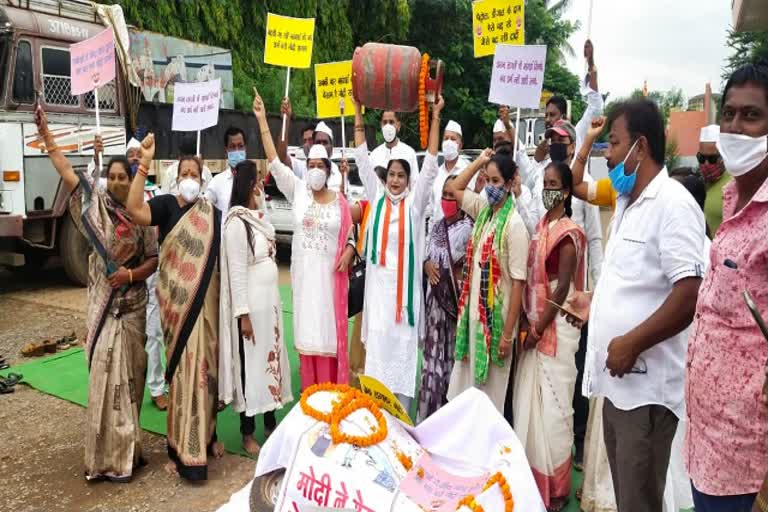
[447,148,493,209]
[126,134,155,226]
[276,97,294,169]
[571,116,606,202]
[575,41,603,153]
[34,106,78,192]
[412,95,444,214]
[254,89,298,201]
[352,99,380,200]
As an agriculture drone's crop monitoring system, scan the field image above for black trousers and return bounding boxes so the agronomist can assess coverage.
[572,322,589,461]
[237,318,278,437]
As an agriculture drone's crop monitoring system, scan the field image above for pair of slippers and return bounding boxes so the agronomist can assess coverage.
[0,373,22,394]
[21,332,78,358]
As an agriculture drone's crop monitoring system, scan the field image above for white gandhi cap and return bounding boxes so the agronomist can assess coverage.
[126,138,141,150]
[445,120,462,137]
[493,119,506,134]
[315,121,334,140]
[307,144,328,160]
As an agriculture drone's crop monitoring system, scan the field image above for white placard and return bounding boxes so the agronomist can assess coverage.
[172,78,221,132]
[488,44,547,109]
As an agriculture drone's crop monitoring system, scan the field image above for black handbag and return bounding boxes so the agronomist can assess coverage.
[347,246,366,318]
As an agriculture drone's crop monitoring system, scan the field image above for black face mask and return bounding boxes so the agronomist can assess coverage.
[550,142,569,163]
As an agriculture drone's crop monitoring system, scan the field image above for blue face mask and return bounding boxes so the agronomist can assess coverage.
[129,162,139,178]
[608,139,640,196]
[485,183,508,206]
[227,150,246,169]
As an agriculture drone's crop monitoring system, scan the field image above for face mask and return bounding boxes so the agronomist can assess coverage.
[608,139,640,196]
[441,198,459,218]
[699,162,725,184]
[227,150,246,169]
[108,181,130,204]
[717,133,768,177]
[442,139,459,161]
[178,178,201,203]
[129,162,139,177]
[386,188,407,204]
[549,142,569,163]
[382,123,397,143]
[484,184,508,206]
[542,188,565,211]
[307,167,327,191]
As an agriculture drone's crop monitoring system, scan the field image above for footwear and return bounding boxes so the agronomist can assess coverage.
[43,339,58,353]
[0,362,9,371]
[0,381,14,394]
[152,394,168,411]
[1,373,22,386]
[21,342,46,357]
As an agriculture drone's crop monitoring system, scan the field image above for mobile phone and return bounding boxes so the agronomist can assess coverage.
[546,299,584,323]
[743,291,768,343]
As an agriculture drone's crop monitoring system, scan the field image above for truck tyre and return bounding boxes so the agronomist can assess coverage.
[248,469,285,512]
[60,211,89,287]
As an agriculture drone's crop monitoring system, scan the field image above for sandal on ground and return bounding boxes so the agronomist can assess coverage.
[575,487,583,502]
[0,381,15,394]
[0,362,9,371]
[547,498,569,512]
[43,339,58,353]
[21,342,46,357]
[2,373,23,386]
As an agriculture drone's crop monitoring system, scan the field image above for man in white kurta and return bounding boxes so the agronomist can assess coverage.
[370,111,420,179]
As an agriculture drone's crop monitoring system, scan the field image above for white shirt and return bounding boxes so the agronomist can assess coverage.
[160,161,214,195]
[370,139,420,178]
[289,156,306,179]
[583,169,706,418]
[205,167,234,216]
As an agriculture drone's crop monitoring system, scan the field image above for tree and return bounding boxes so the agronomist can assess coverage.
[722,29,768,82]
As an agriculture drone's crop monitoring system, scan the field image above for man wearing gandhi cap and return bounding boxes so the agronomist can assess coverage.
[428,120,471,224]
[698,124,729,233]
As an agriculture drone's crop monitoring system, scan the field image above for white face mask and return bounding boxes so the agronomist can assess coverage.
[386,188,407,204]
[442,139,459,162]
[178,178,201,203]
[717,132,768,177]
[307,167,327,191]
[382,123,397,143]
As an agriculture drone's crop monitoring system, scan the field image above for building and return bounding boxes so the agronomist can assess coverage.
[733,0,768,31]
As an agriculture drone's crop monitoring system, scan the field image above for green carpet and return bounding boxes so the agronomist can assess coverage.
[1,284,590,511]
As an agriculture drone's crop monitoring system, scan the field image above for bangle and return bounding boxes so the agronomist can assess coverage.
[128,269,133,284]
[45,145,59,153]
[501,333,514,343]
[576,153,588,165]
[138,164,149,177]
[260,129,271,135]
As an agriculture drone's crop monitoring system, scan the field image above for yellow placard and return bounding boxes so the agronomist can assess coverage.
[264,13,315,69]
[540,89,553,110]
[358,374,414,426]
[315,61,354,119]
[472,0,525,58]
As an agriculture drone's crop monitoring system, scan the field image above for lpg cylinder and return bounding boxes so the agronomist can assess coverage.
[352,43,422,112]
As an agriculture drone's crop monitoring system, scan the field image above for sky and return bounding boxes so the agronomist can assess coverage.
[562,0,733,102]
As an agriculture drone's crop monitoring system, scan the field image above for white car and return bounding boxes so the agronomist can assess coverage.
[266,148,366,246]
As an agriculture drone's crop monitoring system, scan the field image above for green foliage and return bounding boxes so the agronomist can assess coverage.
[665,137,680,171]
[97,0,584,147]
[722,29,768,83]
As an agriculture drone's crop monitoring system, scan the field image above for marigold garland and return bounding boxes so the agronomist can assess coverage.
[418,52,430,150]
[455,471,514,512]
[395,450,413,471]
[300,383,389,448]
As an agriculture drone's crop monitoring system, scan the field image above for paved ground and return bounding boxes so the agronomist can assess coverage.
[0,256,292,512]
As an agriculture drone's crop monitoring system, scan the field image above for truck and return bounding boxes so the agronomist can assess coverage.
[0,0,234,285]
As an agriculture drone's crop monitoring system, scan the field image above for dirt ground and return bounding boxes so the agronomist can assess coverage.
[0,262,291,512]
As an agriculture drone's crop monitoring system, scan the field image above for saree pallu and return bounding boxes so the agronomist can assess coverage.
[157,199,220,481]
[513,280,580,508]
[69,172,156,482]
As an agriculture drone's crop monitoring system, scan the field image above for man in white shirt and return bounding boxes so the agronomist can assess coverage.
[582,99,705,512]
[370,110,419,179]
[288,124,315,180]
[429,120,471,224]
[159,136,214,194]
[205,126,247,215]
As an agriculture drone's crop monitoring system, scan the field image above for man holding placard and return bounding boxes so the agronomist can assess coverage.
[370,111,419,181]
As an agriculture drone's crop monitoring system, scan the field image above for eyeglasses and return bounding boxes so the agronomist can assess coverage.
[696,153,720,165]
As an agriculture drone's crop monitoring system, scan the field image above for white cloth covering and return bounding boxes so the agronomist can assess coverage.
[370,140,420,178]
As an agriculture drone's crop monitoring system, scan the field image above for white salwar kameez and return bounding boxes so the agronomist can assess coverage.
[354,142,439,399]
[268,158,340,357]
[219,207,293,416]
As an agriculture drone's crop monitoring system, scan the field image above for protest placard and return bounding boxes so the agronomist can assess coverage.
[172,78,221,132]
[69,27,116,95]
[472,0,525,58]
[398,453,490,512]
[358,375,413,426]
[264,13,316,69]
[487,44,546,109]
[315,61,354,119]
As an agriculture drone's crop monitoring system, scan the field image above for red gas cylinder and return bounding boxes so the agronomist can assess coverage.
[352,43,443,113]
